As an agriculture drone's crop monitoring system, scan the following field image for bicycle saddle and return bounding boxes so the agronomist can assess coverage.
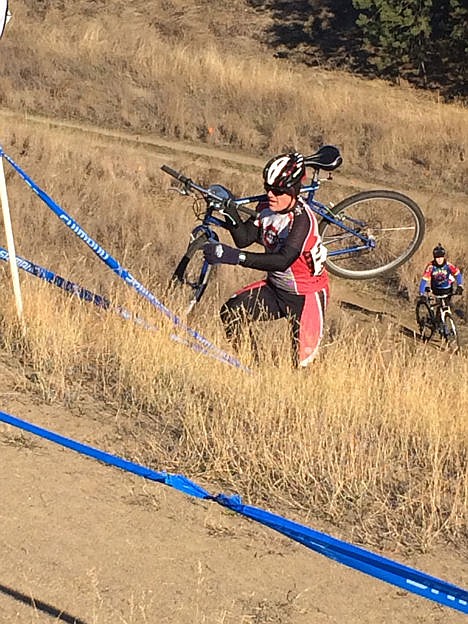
[304,145,342,171]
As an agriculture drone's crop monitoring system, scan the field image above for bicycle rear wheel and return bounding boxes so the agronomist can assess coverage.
[319,190,425,279]
[441,313,460,350]
[171,232,216,314]
[415,300,435,342]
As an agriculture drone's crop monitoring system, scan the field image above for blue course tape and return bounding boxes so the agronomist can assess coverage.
[0,246,224,361]
[0,408,466,615]
[0,148,248,372]
[0,246,112,309]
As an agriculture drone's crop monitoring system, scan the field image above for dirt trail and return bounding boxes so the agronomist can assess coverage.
[0,112,467,623]
[1,354,467,624]
[0,108,402,194]
[0,107,272,170]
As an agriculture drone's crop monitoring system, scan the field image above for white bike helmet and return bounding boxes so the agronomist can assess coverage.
[263,152,305,196]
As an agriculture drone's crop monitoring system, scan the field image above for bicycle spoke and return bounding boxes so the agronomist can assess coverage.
[320,190,424,279]
[333,204,415,267]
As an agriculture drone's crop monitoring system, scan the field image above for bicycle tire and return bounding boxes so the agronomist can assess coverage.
[416,299,435,342]
[441,313,460,350]
[318,190,425,279]
[171,232,216,313]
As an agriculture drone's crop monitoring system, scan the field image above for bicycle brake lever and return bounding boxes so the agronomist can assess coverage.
[169,184,190,196]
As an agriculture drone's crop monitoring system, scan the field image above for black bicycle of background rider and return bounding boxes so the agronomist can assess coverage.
[416,287,461,349]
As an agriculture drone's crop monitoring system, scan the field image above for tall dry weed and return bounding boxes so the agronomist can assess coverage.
[1,1,467,191]
[1,281,466,551]
[0,1,467,553]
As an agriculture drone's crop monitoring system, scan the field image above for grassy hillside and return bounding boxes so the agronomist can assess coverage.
[0,1,467,551]
[1,1,467,192]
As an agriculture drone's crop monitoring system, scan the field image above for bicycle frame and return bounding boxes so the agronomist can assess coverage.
[166,155,424,303]
[429,295,453,335]
[196,175,376,258]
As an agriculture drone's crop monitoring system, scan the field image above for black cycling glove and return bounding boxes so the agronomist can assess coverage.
[203,242,241,265]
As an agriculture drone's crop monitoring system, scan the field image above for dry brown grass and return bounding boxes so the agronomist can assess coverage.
[1,1,467,191]
[1,119,466,306]
[0,2,467,552]
[1,279,466,552]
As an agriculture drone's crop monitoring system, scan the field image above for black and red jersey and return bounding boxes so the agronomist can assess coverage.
[228,197,328,295]
[252,197,328,294]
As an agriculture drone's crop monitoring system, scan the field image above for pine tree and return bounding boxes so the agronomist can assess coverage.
[353,0,433,81]
[431,0,468,93]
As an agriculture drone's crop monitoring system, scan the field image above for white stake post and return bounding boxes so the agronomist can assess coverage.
[0,151,24,322]
[0,0,11,40]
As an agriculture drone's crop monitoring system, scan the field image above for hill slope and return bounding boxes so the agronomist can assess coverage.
[1,353,467,623]
[0,2,467,622]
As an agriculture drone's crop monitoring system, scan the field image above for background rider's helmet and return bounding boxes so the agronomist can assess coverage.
[263,152,305,196]
[433,244,446,259]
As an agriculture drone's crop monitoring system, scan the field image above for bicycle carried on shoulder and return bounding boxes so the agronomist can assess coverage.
[416,290,460,349]
[162,145,425,313]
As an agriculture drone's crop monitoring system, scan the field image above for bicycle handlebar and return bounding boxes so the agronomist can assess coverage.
[160,164,191,185]
[427,291,461,300]
[161,165,256,217]
[423,293,460,313]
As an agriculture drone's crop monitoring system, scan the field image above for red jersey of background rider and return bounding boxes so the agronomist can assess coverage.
[254,196,329,295]
[420,261,461,292]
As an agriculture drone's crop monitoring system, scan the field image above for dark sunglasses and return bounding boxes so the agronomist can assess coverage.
[264,185,290,196]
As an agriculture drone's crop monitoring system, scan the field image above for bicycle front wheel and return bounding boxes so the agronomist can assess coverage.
[319,190,425,279]
[442,313,460,350]
[171,232,216,313]
[416,300,435,342]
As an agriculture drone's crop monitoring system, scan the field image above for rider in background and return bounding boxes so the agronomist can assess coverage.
[418,244,464,300]
[203,152,329,368]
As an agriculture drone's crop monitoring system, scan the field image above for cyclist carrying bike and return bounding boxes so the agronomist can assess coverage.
[203,152,329,367]
[418,244,464,300]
